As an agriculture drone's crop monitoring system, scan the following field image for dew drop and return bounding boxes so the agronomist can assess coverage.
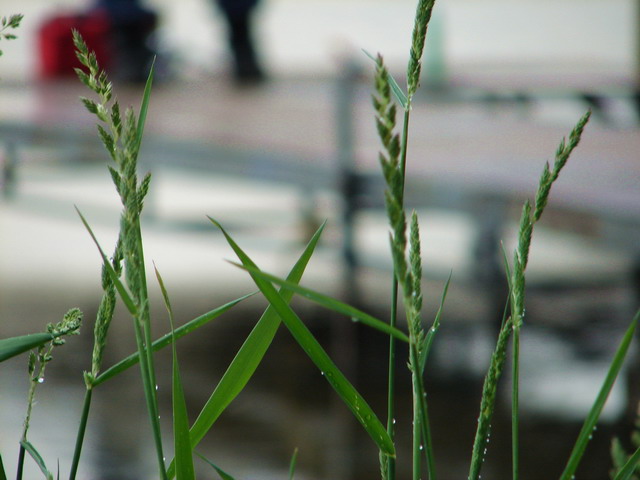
[37,377,44,384]
[392,418,396,425]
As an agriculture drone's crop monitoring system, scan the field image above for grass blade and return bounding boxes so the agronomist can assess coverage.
[0,333,54,363]
[167,221,326,478]
[363,49,408,109]
[613,445,640,480]
[20,441,52,480]
[288,448,299,480]
[212,219,395,457]
[559,311,639,480]
[75,207,137,315]
[135,57,155,154]
[230,262,409,343]
[0,452,7,480]
[154,266,195,480]
[419,271,452,371]
[196,453,235,480]
[93,293,253,387]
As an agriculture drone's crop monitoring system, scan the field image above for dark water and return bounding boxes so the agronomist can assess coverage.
[2,287,636,480]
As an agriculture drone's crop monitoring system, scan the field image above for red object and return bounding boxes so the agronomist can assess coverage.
[38,11,112,78]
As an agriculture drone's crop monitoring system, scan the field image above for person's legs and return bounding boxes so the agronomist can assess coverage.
[219,6,264,84]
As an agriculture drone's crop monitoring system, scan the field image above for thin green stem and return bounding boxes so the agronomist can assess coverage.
[385,277,398,480]
[15,445,25,480]
[69,388,93,480]
[399,109,411,195]
[411,345,436,480]
[511,327,520,480]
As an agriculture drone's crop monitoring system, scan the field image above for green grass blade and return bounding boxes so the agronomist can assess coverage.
[0,452,7,480]
[288,448,299,480]
[135,57,155,154]
[154,266,196,480]
[0,333,54,363]
[559,311,639,480]
[195,453,235,480]
[230,262,409,343]
[613,445,640,480]
[20,441,53,480]
[166,221,325,479]
[92,293,253,387]
[212,219,395,457]
[363,49,408,109]
[420,271,452,372]
[512,325,521,480]
[75,207,137,315]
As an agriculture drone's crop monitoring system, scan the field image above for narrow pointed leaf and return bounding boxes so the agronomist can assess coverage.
[288,448,299,480]
[363,49,408,108]
[196,453,235,480]
[420,270,452,372]
[20,441,53,480]
[613,445,640,480]
[560,311,639,480]
[230,262,409,343]
[0,333,54,363]
[92,293,253,387]
[0,452,7,480]
[212,219,395,457]
[135,57,155,153]
[154,266,195,480]
[75,207,137,315]
[167,221,326,479]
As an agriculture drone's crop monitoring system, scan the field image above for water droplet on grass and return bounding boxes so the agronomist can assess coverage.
[37,377,44,384]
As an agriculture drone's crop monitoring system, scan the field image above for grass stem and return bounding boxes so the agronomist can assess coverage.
[69,388,93,480]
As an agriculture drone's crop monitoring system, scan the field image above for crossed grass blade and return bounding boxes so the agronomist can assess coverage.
[559,310,639,480]
[92,293,253,386]
[167,220,325,478]
[210,218,395,458]
[229,262,410,343]
[154,266,196,480]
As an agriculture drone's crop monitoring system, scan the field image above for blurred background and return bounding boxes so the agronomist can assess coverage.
[1,0,639,479]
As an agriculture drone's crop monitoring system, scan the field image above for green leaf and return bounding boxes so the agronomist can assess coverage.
[166,222,325,479]
[154,266,195,480]
[135,57,155,155]
[559,310,639,480]
[288,448,299,480]
[363,49,408,109]
[20,441,53,480]
[0,333,54,363]
[212,219,395,458]
[196,453,235,480]
[419,270,452,372]
[230,262,409,343]
[75,207,137,315]
[613,445,640,480]
[92,293,253,387]
[0,452,7,480]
